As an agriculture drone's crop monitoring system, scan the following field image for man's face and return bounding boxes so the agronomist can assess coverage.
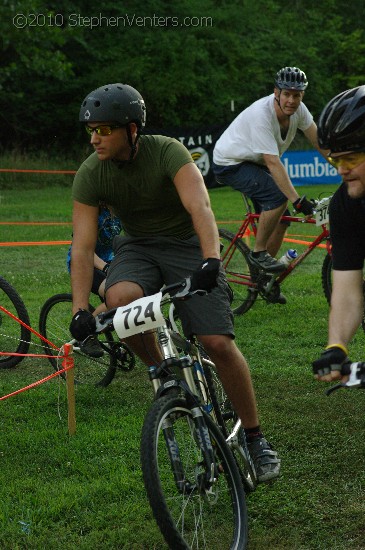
[86,122,135,161]
[274,88,304,116]
[329,151,365,199]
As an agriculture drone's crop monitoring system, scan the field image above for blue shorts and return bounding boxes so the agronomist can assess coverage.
[212,161,289,212]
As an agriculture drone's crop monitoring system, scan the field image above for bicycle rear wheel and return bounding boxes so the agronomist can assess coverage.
[321,253,365,334]
[0,276,31,369]
[219,228,258,315]
[141,394,248,550]
[39,293,133,387]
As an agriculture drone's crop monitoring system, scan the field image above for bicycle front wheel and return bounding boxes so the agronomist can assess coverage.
[0,276,31,369]
[141,394,248,550]
[219,228,257,315]
[39,293,120,387]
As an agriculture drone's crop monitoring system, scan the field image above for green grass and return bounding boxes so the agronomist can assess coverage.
[1,179,365,549]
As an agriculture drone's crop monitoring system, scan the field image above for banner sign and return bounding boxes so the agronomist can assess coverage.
[148,127,341,187]
[147,125,225,188]
[281,150,341,185]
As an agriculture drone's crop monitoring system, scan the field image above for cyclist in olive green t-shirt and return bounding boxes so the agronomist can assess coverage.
[73,134,195,239]
[69,83,281,483]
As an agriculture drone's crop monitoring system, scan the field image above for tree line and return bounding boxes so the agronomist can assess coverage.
[1,0,365,153]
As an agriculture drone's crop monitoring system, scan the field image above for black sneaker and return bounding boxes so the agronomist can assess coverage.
[275,293,287,305]
[79,336,104,358]
[266,290,287,305]
[247,437,281,483]
[248,251,286,273]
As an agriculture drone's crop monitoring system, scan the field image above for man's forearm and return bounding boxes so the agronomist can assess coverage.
[71,250,95,314]
[267,161,299,203]
[191,205,220,259]
[263,154,299,202]
[328,270,364,347]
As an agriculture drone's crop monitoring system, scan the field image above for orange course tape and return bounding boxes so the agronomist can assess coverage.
[0,169,75,174]
[0,241,72,246]
[0,308,74,401]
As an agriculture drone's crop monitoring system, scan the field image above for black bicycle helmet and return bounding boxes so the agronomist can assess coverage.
[79,83,146,129]
[274,67,308,91]
[318,85,365,153]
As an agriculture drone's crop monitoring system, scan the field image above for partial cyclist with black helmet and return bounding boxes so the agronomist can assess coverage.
[312,85,365,383]
[213,67,327,301]
[69,83,281,483]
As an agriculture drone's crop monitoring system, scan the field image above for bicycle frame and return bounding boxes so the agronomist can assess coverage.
[222,195,331,290]
[149,312,216,413]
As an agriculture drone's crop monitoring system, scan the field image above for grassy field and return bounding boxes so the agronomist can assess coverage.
[1,179,365,549]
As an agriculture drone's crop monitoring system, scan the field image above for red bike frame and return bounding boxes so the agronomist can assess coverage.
[224,212,331,287]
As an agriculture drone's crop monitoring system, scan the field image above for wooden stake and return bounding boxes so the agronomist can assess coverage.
[63,343,76,435]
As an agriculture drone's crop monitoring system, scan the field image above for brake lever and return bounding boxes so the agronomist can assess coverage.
[171,278,208,300]
[326,362,365,395]
[94,313,114,334]
[326,383,345,395]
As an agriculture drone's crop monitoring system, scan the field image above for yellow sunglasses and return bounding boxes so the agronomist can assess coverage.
[85,125,122,136]
[328,152,365,170]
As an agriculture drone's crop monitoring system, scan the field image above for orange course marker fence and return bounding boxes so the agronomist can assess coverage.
[0,307,76,434]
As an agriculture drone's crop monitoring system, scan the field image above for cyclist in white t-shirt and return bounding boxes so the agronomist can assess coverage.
[213,67,326,295]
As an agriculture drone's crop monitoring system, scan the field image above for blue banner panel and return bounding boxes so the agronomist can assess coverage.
[281,150,341,185]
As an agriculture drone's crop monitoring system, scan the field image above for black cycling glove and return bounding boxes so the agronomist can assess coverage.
[191,258,221,292]
[312,345,348,376]
[69,309,96,341]
[293,195,314,216]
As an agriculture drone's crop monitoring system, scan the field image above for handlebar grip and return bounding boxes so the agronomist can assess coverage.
[340,361,351,375]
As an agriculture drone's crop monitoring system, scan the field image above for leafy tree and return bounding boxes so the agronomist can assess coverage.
[1,0,365,152]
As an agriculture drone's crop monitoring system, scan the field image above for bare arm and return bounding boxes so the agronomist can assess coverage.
[94,253,108,271]
[303,122,330,158]
[314,269,363,382]
[71,201,99,314]
[263,154,299,203]
[173,162,220,259]
[328,269,364,348]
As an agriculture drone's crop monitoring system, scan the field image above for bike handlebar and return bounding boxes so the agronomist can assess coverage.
[326,361,365,395]
[95,277,206,333]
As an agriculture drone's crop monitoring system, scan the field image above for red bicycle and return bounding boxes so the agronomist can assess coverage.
[219,194,333,314]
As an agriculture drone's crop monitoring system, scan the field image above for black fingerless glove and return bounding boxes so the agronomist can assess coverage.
[69,309,96,341]
[312,345,348,376]
[293,195,314,216]
[191,258,221,292]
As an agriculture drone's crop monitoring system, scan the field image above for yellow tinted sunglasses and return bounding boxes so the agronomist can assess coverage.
[328,152,365,170]
[85,125,122,136]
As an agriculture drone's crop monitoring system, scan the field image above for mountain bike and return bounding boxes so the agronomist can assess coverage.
[38,293,135,387]
[219,193,333,314]
[0,275,31,369]
[94,277,251,549]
